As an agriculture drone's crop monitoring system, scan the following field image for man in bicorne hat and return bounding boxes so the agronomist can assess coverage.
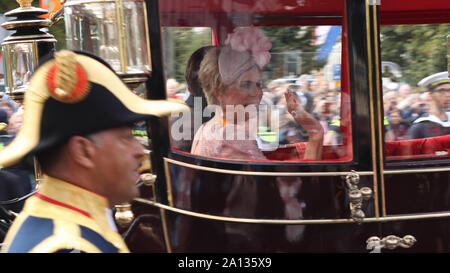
[407,72,450,139]
[0,50,188,253]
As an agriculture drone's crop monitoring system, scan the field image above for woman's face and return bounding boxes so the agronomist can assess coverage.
[217,66,263,108]
[390,111,401,125]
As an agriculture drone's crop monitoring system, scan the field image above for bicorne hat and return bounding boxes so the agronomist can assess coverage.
[0,50,189,167]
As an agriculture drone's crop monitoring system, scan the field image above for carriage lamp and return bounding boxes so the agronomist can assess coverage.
[63,0,152,86]
[1,0,57,102]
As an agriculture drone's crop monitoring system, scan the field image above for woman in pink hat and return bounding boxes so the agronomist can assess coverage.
[191,27,323,161]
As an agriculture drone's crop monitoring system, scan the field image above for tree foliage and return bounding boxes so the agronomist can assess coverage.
[380,24,450,88]
[262,26,324,76]
[163,28,211,83]
[0,0,21,14]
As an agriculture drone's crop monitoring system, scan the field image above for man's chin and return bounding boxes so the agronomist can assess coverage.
[112,191,139,207]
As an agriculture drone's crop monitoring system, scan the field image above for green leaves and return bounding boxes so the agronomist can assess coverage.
[381,24,450,88]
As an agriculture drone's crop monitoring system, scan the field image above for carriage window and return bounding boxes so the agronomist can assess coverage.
[162,27,213,101]
[381,24,450,160]
[168,25,350,162]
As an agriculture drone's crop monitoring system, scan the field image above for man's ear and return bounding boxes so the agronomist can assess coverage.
[67,136,96,169]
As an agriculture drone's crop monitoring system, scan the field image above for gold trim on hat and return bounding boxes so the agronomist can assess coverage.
[50,50,90,103]
[430,79,450,87]
[0,123,7,132]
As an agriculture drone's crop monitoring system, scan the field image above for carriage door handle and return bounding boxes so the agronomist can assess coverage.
[366,235,417,253]
[345,170,373,223]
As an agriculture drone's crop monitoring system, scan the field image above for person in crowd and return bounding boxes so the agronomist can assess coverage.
[418,92,433,113]
[0,106,24,148]
[278,112,310,145]
[397,93,428,122]
[192,27,323,160]
[0,101,14,121]
[309,79,321,94]
[0,106,35,214]
[295,74,315,113]
[385,108,409,141]
[407,72,450,139]
[6,108,23,137]
[171,46,215,152]
[1,94,19,112]
[0,107,10,149]
[166,78,184,100]
[0,50,188,253]
[324,118,343,145]
[312,97,335,139]
[383,90,398,118]
[398,83,412,101]
[265,80,284,102]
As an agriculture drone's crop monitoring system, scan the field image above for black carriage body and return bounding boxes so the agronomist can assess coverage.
[120,0,450,253]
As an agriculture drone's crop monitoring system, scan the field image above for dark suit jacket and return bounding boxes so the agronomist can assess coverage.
[0,169,33,212]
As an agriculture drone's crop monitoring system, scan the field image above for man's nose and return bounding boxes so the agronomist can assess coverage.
[133,139,145,157]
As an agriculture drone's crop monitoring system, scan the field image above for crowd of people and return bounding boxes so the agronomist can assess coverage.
[0,95,32,215]
[264,71,449,144]
[168,63,450,148]
[383,73,450,141]
[261,72,341,146]
[0,95,23,148]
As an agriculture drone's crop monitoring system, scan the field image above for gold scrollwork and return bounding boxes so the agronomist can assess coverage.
[346,170,373,223]
[366,235,416,253]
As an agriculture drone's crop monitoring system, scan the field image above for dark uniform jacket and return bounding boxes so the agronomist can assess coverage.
[0,134,34,213]
[1,176,129,253]
[408,113,450,139]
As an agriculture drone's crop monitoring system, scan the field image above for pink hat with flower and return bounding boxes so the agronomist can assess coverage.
[218,27,272,85]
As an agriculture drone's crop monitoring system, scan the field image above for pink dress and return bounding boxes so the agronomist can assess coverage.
[190,115,304,243]
[191,115,267,160]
